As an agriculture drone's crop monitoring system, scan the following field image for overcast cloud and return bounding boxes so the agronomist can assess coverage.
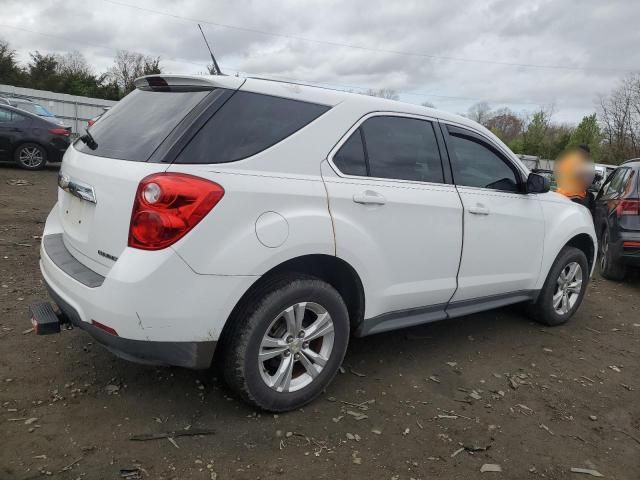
[1,0,639,122]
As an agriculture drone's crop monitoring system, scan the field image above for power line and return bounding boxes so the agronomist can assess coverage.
[0,23,544,106]
[100,0,637,73]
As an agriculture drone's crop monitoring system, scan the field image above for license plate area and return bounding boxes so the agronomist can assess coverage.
[60,193,95,243]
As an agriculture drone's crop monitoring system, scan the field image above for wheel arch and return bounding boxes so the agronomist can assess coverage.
[217,254,365,354]
[564,233,596,273]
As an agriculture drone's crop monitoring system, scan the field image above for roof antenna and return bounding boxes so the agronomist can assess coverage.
[198,24,223,75]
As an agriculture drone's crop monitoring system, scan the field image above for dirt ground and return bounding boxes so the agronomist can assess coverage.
[0,165,638,480]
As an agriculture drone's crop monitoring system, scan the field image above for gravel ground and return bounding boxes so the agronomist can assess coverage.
[1,166,639,480]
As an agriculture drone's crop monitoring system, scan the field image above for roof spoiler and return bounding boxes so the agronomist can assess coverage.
[134,74,245,92]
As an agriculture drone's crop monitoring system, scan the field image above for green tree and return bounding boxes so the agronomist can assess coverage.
[0,39,24,85]
[27,51,60,91]
[567,113,602,160]
[522,110,552,157]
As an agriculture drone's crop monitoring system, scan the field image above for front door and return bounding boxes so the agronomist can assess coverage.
[442,124,545,304]
[322,114,463,332]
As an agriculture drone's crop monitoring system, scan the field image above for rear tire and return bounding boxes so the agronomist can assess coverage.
[222,274,349,412]
[599,228,626,281]
[528,246,589,326]
[14,143,47,170]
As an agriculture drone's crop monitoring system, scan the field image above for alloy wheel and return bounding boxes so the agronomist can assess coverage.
[552,261,583,315]
[258,302,334,393]
[600,231,609,272]
[18,146,44,168]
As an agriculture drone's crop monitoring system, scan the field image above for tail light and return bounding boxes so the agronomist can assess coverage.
[616,199,640,216]
[49,128,70,137]
[128,173,224,250]
[87,119,96,127]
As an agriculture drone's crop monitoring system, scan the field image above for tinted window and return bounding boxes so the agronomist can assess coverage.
[360,116,443,183]
[449,133,519,192]
[0,108,12,122]
[333,129,367,176]
[604,168,629,197]
[0,109,26,123]
[75,88,210,161]
[177,91,330,164]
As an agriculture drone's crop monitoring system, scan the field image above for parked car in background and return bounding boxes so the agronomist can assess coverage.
[0,104,71,169]
[594,159,640,279]
[32,75,596,412]
[0,96,68,128]
[593,163,616,191]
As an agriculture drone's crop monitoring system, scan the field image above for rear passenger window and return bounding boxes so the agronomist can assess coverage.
[360,116,444,183]
[448,132,520,192]
[177,91,330,164]
[333,129,367,176]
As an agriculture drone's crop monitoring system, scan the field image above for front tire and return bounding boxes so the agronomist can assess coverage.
[222,275,350,412]
[529,246,589,326]
[14,143,47,170]
[599,228,626,281]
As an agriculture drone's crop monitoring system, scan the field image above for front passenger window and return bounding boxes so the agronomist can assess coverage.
[449,133,520,192]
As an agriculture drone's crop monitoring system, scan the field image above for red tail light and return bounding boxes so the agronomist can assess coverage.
[87,119,96,127]
[616,199,640,216]
[49,128,70,137]
[128,173,224,250]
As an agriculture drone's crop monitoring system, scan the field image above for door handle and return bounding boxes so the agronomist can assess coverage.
[353,190,386,205]
[468,204,490,215]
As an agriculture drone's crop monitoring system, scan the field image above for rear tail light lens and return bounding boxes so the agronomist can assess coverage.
[49,128,70,136]
[616,199,640,216]
[87,119,96,127]
[128,173,224,250]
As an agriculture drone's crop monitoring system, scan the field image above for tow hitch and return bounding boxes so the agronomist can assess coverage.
[29,302,70,335]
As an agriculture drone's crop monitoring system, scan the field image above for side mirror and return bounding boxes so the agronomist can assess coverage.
[527,172,550,194]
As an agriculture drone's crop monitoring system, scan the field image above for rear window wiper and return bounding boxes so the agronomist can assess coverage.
[80,130,98,150]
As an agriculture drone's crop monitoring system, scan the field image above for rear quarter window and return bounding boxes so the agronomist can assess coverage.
[175,91,330,164]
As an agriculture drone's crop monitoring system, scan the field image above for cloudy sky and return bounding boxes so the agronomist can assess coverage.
[2,0,639,123]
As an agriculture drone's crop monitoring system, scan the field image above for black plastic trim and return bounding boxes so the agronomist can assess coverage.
[356,304,448,337]
[356,290,539,338]
[43,234,105,288]
[445,290,538,319]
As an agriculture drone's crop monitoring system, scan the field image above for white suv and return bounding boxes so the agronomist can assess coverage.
[34,75,596,411]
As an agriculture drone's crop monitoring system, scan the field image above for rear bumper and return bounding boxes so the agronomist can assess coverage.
[39,206,258,368]
[46,281,216,369]
[613,231,640,267]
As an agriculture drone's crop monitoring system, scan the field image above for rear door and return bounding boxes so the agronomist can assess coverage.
[56,78,243,275]
[0,107,30,160]
[322,113,463,328]
[442,124,545,303]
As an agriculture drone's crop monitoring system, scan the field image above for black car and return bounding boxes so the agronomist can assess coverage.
[594,159,640,279]
[0,104,71,170]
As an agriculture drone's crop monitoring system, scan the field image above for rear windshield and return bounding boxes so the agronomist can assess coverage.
[75,89,209,161]
[175,91,330,164]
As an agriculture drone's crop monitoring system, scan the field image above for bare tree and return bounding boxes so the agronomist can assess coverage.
[421,101,436,108]
[467,101,492,125]
[484,107,524,143]
[55,51,93,77]
[599,75,640,163]
[108,50,162,94]
[365,88,399,101]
